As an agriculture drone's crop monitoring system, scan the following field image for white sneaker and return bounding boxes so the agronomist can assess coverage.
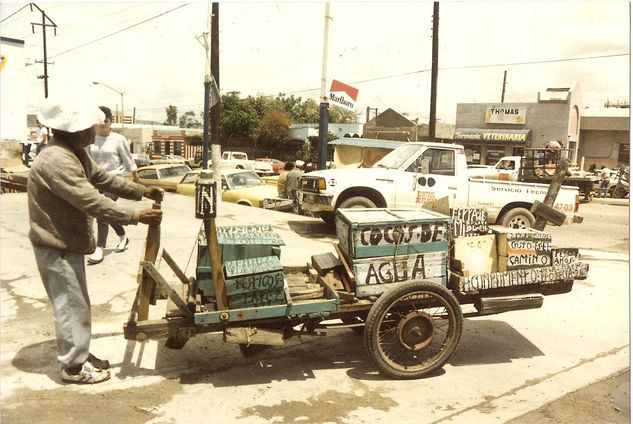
[115,237,129,253]
[87,248,104,265]
[62,362,110,384]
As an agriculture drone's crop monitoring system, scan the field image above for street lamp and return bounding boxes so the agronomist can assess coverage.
[92,81,125,130]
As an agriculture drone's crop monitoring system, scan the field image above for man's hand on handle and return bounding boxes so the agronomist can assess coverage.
[142,187,164,203]
[139,208,162,225]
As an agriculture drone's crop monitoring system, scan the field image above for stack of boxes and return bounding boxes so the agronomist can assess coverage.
[335,208,451,298]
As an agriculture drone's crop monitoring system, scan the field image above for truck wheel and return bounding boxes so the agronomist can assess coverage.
[364,280,462,379]
[500,208,535,229]
[339,196,377,209]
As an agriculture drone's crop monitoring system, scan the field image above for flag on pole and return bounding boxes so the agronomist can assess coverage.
[209,75,220,106]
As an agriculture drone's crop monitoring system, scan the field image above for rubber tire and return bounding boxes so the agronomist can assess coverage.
[339,196,377,209]
[500,207,535,229]
[364,280,463,379]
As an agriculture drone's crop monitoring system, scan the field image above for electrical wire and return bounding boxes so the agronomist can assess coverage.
[0,3,29,23]
[49,3,189,59]
[285,52,630,95]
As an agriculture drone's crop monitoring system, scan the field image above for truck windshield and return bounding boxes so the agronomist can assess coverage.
[373,144,423,169]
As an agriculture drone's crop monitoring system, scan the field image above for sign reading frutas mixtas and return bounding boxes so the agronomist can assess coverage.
[329,79,358,110]
[485,106,527,124]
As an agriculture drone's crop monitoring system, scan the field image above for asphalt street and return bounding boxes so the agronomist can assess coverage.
[0,192,629,423]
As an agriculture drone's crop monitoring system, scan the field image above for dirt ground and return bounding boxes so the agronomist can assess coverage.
[509,370,630,424]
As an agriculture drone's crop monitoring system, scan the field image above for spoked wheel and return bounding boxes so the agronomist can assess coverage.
[364,280,462,379]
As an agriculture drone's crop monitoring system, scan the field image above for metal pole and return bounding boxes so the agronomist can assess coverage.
[42,10,48,97]
[201,3,212,170]
[501,70,507,102]
[120,92,125,130]
[429,2,439,142]
[210,2,221,205]
[317,3,331,170]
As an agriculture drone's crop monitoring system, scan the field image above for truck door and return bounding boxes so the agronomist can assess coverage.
[395,147,468,208]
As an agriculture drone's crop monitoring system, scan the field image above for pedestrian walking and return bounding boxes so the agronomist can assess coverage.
[35,120,49,155]
[85,106,140,265]
[28,96,163,384]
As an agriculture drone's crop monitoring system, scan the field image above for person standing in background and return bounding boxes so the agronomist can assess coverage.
[85,106,140,265]
[35,120,49,155]
[278,161,294,198]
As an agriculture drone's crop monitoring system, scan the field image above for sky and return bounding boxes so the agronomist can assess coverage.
[1,1,630,125]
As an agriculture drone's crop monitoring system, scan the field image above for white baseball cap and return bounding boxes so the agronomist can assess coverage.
[37,96,105,133]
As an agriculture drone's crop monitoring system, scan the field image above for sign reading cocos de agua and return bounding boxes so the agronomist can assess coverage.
[485,106,526,124]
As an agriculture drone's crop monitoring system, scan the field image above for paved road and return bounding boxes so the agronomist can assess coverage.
[1,193,628,423]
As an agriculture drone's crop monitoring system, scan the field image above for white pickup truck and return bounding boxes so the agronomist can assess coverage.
[205,151,255,171]
[298,142,582,228]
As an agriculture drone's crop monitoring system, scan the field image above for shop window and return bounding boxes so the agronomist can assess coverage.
[464,145,481,165]
[153,141,162,155]
[174,142,182,156]
[485,145,505,165]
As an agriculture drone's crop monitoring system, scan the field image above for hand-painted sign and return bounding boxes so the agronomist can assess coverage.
[353,251,445,290]
[329,79,358,110]
[454,128,531,144]
[450,207,488,238]
[485,107,527,124]
[195,178,217,218]
[460,262,588,293]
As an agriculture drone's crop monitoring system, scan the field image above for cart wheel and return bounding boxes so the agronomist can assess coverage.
[364,280,462,379]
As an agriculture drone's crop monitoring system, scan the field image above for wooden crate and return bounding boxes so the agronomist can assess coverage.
[452,234,498,276]
[352,251,446,298]
[335,208,451,260]
[224,256,286,309]
[490,225,552,272]
[197,224,284,297]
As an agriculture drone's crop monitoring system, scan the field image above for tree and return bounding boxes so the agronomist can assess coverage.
[329,105,357,123]
[164,105,178,126]
[256,110,290,151]
[219,91,259,143]
[179,111,202,128]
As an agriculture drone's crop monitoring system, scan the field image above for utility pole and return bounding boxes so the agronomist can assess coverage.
[29,3,57,98]
[501,70,507,102]
[429,2,439,142]
[317,3,331,170]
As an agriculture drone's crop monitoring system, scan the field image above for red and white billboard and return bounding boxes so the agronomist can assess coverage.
[329,79,358,110]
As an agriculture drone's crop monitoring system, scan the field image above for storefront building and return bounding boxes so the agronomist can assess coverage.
[455,82,582,165]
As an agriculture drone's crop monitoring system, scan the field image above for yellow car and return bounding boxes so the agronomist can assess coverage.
[177,169,291,210]
[129,163,191,192]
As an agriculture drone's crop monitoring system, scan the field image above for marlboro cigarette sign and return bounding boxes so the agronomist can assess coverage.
[329,79,358,110]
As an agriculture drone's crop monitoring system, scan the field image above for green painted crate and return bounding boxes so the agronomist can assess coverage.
[335,208,451,260]
[197,224,284,298]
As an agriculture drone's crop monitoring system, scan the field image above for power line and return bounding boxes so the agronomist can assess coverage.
[286,52,630,94]
[49,3,189,59]
[0,3,30,23]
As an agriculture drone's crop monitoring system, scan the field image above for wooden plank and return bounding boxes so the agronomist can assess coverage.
[165,279,189,317]
[475,294,544,315]
[450,207,488,238]
[334,267,353,293]
[224,271,284,295]
[333,243,355,284]
[141,261,193,319]
[533,157,570,231]
[311,252,342,274]
[531,200,566,226]
[453,234,497,276]
[223,326,285,346]
[224,256,282,278]
[306,267,319,284]
[552,248,579,266]
[353,251,446,288]
[227,288,286,309]
[216,224,284,246]
[459,262,589,293]
[161,249,190,285]
[204,219,228,310]
[323,271,344,291]
[138,201,161,321]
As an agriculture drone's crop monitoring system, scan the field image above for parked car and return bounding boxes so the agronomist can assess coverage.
[254,158,285,175]
[150,155,187,165]
[176,169,291,210]
[131,153,150,168]
[131,164,191,192]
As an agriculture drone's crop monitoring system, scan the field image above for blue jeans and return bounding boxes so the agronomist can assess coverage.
[33,245,91,368]
[23,144,32,166]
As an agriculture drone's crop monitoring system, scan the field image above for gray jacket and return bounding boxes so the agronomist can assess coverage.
[27,138,145,254]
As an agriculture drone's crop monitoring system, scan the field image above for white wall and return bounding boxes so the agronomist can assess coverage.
[0,38,27,143]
